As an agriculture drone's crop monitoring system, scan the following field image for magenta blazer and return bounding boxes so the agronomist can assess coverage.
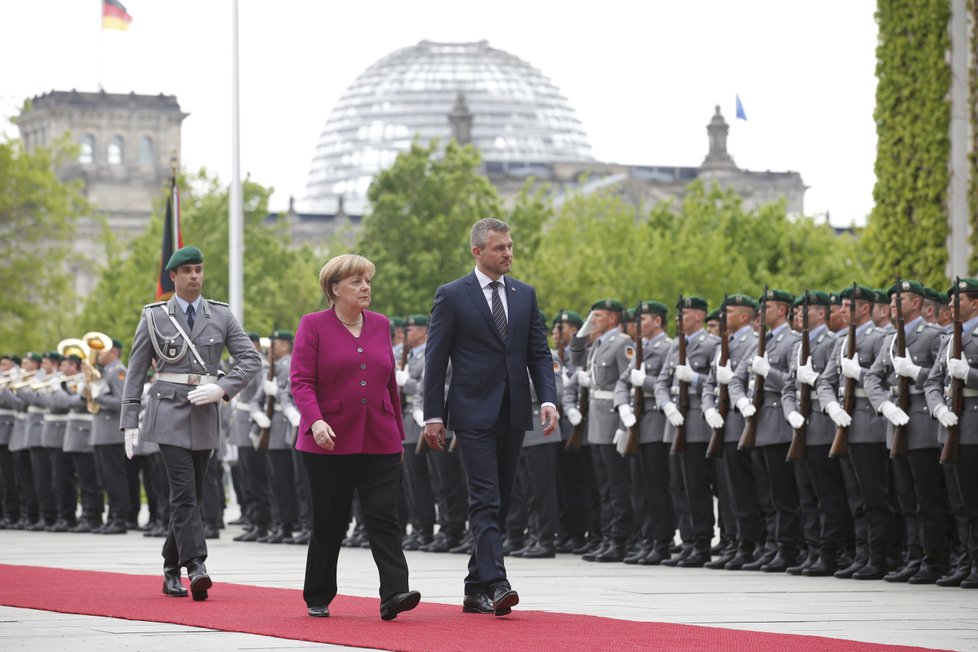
[290,309,405,455]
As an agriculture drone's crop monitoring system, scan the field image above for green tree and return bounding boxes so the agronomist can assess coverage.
[78,170,324,354]
[0,133,92,353]
[863,0,951,288]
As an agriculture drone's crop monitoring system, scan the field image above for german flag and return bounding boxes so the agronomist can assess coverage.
[102,0,133,31]
[156,178,184,300]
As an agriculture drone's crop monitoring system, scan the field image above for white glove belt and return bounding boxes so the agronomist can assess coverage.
[28,406,46,414]
[890,387,923,396]
[843,388,868,398]
[67,413,93,422]
[796,390,819,400]
[15,413,27,420]
[958,388,978,398]
[234,402,253,412]
[0,409,15,416]
[42,414,69,422]
[590,390,615,400]
[156,372,219,386]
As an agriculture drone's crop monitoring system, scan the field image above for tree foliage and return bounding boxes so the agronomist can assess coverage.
[0,134,91,353]
[863,0,951,288]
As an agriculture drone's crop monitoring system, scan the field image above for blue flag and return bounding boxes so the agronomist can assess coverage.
[735,94,747,121]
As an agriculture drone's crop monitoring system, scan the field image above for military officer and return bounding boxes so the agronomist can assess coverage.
[121,245,261,601]
[615,300,675,565]
[864,279,946,584]
[38,352,78,531]
[20,352,56,530]
[7,353,40,529]
[88,338,131,533]
[56,354,103,532]
[0,355,22,527]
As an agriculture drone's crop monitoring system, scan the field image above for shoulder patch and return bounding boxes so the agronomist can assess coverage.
[653,340,661,348]
[207,299,229,307]
[624,344,636,360]
[117,370,126,381]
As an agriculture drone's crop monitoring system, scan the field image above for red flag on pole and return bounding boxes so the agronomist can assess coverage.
[156,179,184,300]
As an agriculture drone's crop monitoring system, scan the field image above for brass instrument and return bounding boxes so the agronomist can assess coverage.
[82,331,113,414]
[6,370,38,389]
[30,372,85,391]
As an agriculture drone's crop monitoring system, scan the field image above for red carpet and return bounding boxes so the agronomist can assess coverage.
[0,564,943,651]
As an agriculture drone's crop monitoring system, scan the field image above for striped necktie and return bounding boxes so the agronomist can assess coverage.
[489,281,508,341]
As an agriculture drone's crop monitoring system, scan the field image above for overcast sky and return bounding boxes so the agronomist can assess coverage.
[2,0,878,226]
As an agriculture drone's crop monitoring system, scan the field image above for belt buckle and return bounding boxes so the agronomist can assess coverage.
[187,374,202,386]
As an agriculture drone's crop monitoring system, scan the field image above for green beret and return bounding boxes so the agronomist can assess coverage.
[270,330,294,342]
[25,352,43,363]
[390,317,406,328]
[43,351,63,362]
[705,309,721,322]
[591,298,624,313]
[165,245,204,271]
[922,287,943,303]
[723,293,759,310]
[623,308,635,322]
[886,279,926,298]
[804,291,832,307]
[948,277,978,295]
[64,354,83,363]
[8,355,21,365]
[247,332,261,343]
[870,288,887,304]
[406,314,429,327]
[635,301,668,318]
[840,284,876,301]
[111,338,123,350]
[679,296,708,312]
[553,310,584,328]
[828,291,842,305]
[760,288,794,305]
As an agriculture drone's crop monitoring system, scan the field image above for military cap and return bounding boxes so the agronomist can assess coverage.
[948,277,978,295]
[869,288,887,304]
[803,291,832,306]
[406,314,429,327]
[64,354,83,363]
[43,351,63,362]
[760,288,793,305]
[590,299,624,313]
[390,316,406,328]
[25,352,43,363]
[553,310,584,328]
[705,309,721,322]
[623,308,635,322]
[936,291,949,304]
[270,330,294,342]
[886,279,926,297]
[247,332,261,343]
[8,355,21,365]
[922,287,943,304]
[111,338,123,350]
[840,284,876,301]
[828,291,842,305]
[723,293,759,310]
[165,245,204,271]
[635,301,668,318]
[679,296,708,311]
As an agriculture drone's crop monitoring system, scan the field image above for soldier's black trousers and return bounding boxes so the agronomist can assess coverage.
[793,460,821,549]
[679,442,714,545]
[159,445,211,567]
[268,449,298,529]
[402,440,436,530]
[93,443,131,523]
[955,445,978,558]
[847,443,893,557]
[29,447,56,522]
[202,454,225,526]
[237,447,271,528]
[293,449,312,530]
[839,455,869,557]
[428,445,468,531]
[47,448,77,521]
[802,444,848,548]
[12,450,38,520]
[518,442,560,540]
[0,444,20,520]
[637,442,675,541]
[757,443,801,546]
[596,443,635,541]
[670,449,693,542]
[892,448,946,555]
[70,452,103,524]
[722,442,762,545]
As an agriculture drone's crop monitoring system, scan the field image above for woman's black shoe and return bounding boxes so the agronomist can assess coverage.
[308,605,330,617]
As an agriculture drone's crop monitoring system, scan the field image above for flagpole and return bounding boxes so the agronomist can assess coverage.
[229,0,244,321]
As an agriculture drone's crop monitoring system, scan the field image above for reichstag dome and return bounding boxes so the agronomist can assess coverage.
[303,40,594,214]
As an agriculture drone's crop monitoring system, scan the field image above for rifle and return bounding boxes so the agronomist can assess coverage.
[890,278,909,458]
[829,282,858,458]
[624,304,643,457]
[565,321,588,451]
[706,295,728,458]
[739,284,768,450]
[671,295,688,455]
[256,339,276,449]
[941,278,963,464]
[787,291,810,462]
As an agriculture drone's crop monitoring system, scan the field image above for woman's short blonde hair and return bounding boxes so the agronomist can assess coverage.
[319,254,375,305]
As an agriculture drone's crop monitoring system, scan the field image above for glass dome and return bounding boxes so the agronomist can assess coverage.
[303,40,593,214]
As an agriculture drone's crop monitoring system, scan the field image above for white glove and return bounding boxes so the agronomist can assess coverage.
[948,356,971,380]
[675,363,696,384]
[124,427,139,460]
[662,402,684,427]
[715,360,734,385]
[892,355,921,380]
[825,401,851,428]
[617,404,637,428]
[841,355,862,381]
[412,408,424,427]
[395,369,410,387]
[576,369,592,388]
[613,428,628,456]
[577,311,596,338]
[879,400,910,426]
[88,379,106,399]
[248,430,262,450]
[263,379,279,396]
[751,354,771,378]
[250,410,271,429]
[933,404,959,428]
[565,406,583,426]
[283,404,301,427]
[188,382,224,405]
[736,396,756,418]
[704,407,724,429]
[797,357,819,386]
[787,411,806,429]
[629,365,647,388]
[224,443,239,465]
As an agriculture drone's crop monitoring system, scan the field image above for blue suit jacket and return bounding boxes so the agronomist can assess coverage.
[423,271,557,431]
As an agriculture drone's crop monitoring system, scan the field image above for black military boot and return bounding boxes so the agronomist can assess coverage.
[638,540,672,566]
[761,545,799,573]
[960,562,978,589]
[724,541,757,570]
[677,540,712,568]
[883,557,921,583]
[593,539,627,562]
[907,553,945,585]
[582,539,609,562]
[661,543,693,567]
[804,545,839,577]
[705,542,737,569]
[623,539,653,565]
[835,543,869,579]
[787,546,816,575]
[936,557,972,587]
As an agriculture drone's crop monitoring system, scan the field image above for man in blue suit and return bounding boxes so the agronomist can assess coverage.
[424,218,558,616]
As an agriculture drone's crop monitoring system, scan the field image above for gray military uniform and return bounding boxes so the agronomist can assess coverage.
[400,343,426,446]
[249,354,298,450]
[703,325,757,443]
[92,360,127,445]
[581,328,634,445]
[614,332,671,444]
[653,329,721,444]
[729,323,800,447]
[230,360,265,447]
[782,325,837,446]
[924,320,978,445]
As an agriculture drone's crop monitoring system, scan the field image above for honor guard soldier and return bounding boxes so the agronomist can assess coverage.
[864,279,945,583]
[654,296,721,567]
[21,352,57,530]
[924,277,978,588]
[121,245,261,601]
[38,352,77,531]
[56,353,102,532]
[89,338,131,533]
[8,353,42,529]
[0,355,22,528]
[729,289,803,572]
[615,301,675,565]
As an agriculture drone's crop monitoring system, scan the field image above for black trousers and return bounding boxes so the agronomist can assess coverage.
[751,449,777,548]
[0,444,20,521]
[48,448,77,521]
[159,445,211,568]
[519,443,560,540]
[758,443,801,546]
[637,442,675,541]
[848,443,893,559]
[29,447,56,522]
[403,441,436,531]
[556,419,590,538]
[630,455,653,540]
[712,456,736,542]
[70,452,103,524]
[268,449,298,530]
[293,449,312,531]
[793,460,821,549]
[301,452,407,607]
[428,445,468,532]
[456,404,524,596]
[145,453,169,524]
[956,445,978,559]
[839,455,868,557]
[237,447,272,528]
[679,442,715,545]
[93,444,131,524]
[670,451,692,543]
[591,443,612,539]
[12,450,38,520]
[722,442,762,545]
[803,444,848,549]
[202,455,225,526]
[892,448,946,555]
[596,443,635,541]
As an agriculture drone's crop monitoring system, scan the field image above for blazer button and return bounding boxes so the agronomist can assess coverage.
[360,380,367,387]
[357,347,363,353]
[361,398,367,405]
[360,363,366,370]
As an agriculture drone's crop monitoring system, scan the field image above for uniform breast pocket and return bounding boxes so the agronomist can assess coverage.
[145,385,177,434]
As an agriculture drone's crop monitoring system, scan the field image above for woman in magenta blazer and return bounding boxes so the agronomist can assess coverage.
[290,253,419,620]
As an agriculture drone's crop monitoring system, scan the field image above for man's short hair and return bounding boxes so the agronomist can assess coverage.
[470,218,510,249]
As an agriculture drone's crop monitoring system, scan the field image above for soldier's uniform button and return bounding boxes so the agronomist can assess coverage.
[357,347,363,353]
[360,380,367,387]
[360,364,366,370]
[209,338,215,343]
[156,392,161,398]
[361,398,367,405]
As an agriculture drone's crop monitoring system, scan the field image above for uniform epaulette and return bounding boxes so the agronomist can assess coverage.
[618,333,632,341]
[207,299,229,307]
[143,301,166,309]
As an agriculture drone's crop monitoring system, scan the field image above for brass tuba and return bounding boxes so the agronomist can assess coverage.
[82,332,113,414]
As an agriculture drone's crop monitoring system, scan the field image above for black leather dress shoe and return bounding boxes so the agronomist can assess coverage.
[101,522,127,534]
[557,535,587,554]
[638,541,671,566]
[761,551,798,573]
[907,559,944,585]
[960,566,978,589]
[705,549,736,569]
[380,590,421,621]
[787,555,815,576]
[884,560,920,583]
[186,559,212,601]
[852,561,888,580]
[502,537,526,556]
[491,585,518,616]
[162,567,188,597]
[624,543,653,565]
[286,530,311,545]
[462,593,495,614]
[307,605,330,617]
[662,544,693,567]
[803,556,838,577]
[203,524,220,539]
[582,540,609,561]
[521,542,556,559]
[594,542,626,562]
[261,529,291,544]
[450,537,474,554]
[936,565,971,587]
[677,549,711,568]
[834,557,867,579]
[234,528,267,542]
